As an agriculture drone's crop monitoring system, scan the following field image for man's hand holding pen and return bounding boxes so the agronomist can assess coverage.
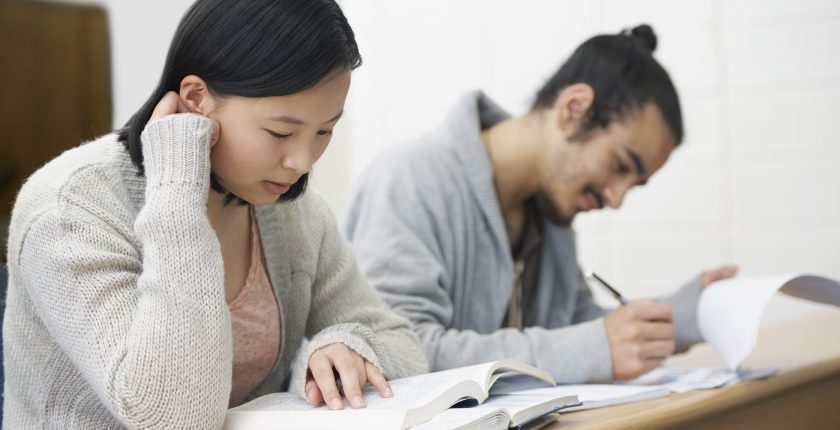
[605,299,676,380]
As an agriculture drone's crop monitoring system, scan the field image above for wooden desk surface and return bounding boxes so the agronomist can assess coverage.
[544,310,840,430]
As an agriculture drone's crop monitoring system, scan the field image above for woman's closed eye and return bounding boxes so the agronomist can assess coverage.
[317,129,333,136]
[266,129,291,140]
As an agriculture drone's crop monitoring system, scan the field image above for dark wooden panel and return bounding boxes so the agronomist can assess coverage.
[0,1,111,262]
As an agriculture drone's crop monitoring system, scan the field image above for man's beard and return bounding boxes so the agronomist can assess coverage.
[535,190,574,227]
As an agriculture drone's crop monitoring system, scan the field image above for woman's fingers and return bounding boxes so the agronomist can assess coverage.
[365,361,392,398]
[207,116,221,148]
[306,344,395,410]
[150,92,181,122]
[308,352,344,410]
[304,378,323,406]
[148,91,219,147]
[333,354,365,408]
[176,97,190,114]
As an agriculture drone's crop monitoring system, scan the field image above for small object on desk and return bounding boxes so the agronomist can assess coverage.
[583,270,629,305]
[624,367,779,394]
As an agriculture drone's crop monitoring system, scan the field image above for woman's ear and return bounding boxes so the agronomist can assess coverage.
[552,83,595,136]
[179,75,218,115]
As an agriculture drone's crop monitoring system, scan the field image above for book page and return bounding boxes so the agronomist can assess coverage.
[488,374,555,395]
[698,274,840,369]
[482,394,579,426]
[492,383,669,412]
[409,407,509,430]
[381,363,495,408]
[486,360,556,391]
[231,393,315,412]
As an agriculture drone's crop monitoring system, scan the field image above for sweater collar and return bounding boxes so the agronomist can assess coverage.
[443,90,513,262]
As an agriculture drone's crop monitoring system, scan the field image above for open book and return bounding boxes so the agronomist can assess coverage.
[223,360,579,430]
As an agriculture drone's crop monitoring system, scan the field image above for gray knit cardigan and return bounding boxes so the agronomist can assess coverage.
[2,115,427,429]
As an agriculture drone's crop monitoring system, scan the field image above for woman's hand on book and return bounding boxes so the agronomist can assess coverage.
[605,299,676,380]
[305,343,393,410]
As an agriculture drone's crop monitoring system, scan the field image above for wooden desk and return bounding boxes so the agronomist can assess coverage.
[545,311,840,429]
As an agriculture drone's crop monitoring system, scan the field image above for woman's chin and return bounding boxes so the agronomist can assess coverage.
[250,192,284,206]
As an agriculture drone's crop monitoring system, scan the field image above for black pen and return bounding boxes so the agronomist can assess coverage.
[584,270,629,305]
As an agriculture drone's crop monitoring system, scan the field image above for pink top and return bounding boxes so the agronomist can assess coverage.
[227,209,281,407]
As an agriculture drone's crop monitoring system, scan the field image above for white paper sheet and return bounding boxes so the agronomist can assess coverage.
[698,274,840,369]
[626,367,778,393]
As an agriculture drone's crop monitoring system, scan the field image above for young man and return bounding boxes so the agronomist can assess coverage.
[343,25,737,383]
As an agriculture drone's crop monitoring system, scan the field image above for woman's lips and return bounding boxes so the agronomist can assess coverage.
[263,180,291,195]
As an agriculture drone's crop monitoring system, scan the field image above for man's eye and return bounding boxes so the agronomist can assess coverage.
[616,160,630,174]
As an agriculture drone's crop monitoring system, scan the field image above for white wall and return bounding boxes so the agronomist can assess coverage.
[47,0,196,126]
[55,0,840,323]
[336,0,840,324]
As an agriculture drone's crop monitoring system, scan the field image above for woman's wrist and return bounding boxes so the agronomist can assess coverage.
[140,113,212,192]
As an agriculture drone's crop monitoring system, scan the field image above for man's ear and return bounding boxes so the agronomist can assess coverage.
[552,83,595,136]
[179,75,218,115]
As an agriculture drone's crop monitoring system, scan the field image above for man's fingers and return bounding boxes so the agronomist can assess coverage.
[702,265,739,288]
[614,355,662,381]
[629,300,673,322]
[365,362,392,398]
[638,321,676,341]
[309,354,343,410]
[642,358,664,374]
[641,340,676,359]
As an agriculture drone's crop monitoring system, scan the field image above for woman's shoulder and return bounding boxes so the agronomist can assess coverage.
[11,134,143,237]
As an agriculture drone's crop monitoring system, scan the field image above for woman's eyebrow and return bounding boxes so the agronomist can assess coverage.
[269,111,343,125]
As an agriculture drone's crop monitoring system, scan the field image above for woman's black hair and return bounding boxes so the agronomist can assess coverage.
[118,0,362,204]
[532,24,683,145]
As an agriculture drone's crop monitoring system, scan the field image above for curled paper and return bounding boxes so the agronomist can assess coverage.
[698,274,840,369]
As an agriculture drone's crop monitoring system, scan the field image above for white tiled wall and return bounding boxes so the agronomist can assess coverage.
[329,0,840,323]
[54,0,839,323]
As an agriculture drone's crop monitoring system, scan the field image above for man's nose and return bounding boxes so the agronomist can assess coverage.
[602,179,634,209]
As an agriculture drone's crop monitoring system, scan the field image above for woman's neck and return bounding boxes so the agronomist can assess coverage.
[206,190,249,230]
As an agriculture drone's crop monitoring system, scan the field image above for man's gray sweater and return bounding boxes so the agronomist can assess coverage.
[343,91,703,383]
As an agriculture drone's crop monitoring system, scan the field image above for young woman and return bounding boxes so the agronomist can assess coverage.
[2,0,427,428]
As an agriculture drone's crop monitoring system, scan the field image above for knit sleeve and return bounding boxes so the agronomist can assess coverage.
[289,194,428,396]
[662,275,704,352]
[17,114,231,429]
